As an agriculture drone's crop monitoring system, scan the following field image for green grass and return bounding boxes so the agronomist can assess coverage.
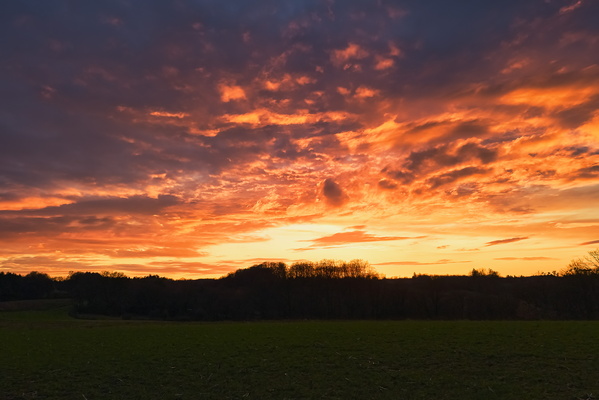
[1,304,598,399]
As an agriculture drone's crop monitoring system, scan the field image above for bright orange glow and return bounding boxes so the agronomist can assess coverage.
[218,83,247,102]
[221,109,354,127]
[0,197,75,211]
[374,56,395,70]
[500,86,598,108]
[149,111,189,119]
[354,86,379,99]
[330,43,369,66]
[1,1,598,279]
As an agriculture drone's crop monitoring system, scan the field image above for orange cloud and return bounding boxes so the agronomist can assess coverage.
[559,0,583,14]
[337,86,351,96]
[264,80,281,91]
[501,58,530,74]
[260,74,317,92]
[330,43,369,67]
[221,108,353,126]
[500,86,597,108]
[355,86,379,99]
[3,1,599,279]
[218,82,246,102]
[296,76,316,85]
[374,56,394,70]
[485,237,529,246]
[0,197,74,211]
[149,111,189,118]
[426,167,492,189]
[300,230,420,248]
[321,179,348,208]
[388,42,402,57]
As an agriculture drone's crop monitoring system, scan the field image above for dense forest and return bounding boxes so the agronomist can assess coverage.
[2,252,599,320]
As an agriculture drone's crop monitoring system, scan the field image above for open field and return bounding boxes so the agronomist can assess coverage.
[1,303,598,399]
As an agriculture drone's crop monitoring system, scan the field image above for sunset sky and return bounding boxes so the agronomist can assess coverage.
[1,0,599,279]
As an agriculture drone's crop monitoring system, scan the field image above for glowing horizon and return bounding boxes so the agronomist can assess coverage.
[1,1,598,279]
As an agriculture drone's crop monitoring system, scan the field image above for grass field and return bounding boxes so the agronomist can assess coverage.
[1,302,598,399]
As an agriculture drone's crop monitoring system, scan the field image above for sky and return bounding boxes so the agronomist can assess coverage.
[1,0,598,279]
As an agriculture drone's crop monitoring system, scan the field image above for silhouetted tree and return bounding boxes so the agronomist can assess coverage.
[561,249,599,276]
[288,262,315,279]
[470,268,500,277]
[7,254,599,321]
[24,271,55,299]
[0,272,23,300]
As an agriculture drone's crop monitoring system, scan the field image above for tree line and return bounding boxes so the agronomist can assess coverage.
[2,252,599,320]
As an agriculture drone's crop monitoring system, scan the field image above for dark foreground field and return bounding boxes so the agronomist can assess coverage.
[1,303,598,400]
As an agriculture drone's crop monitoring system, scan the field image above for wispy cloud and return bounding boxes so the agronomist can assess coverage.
[296,230,422,250]
[559,0,584,14]
[0,0,598,277]
[485,237,529,247]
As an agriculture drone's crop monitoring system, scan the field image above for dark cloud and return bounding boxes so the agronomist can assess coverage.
[0,195,180,240]
[381,141,497,189]
[322,178,347,207]
[458,142,498,164]
[534,169,557,179]
[378,179,398,190]
[0,87,143,188]
[554,96,599,129]
[453,182,481,198]
[0,0,588,198]
[1,0,598,277]
[447,121,490,142]
[564,146,591,157]
[485,237,529,246]
[575,165,599,179]
[427,167,491,189]
[404,142,497,172]
[381,168,415,185]
[0,215,120,240]
[0,216,86,237]
[404,147,446,171]
[0,192,19,201]
[2,195,180,217]
[580,240,599,246]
